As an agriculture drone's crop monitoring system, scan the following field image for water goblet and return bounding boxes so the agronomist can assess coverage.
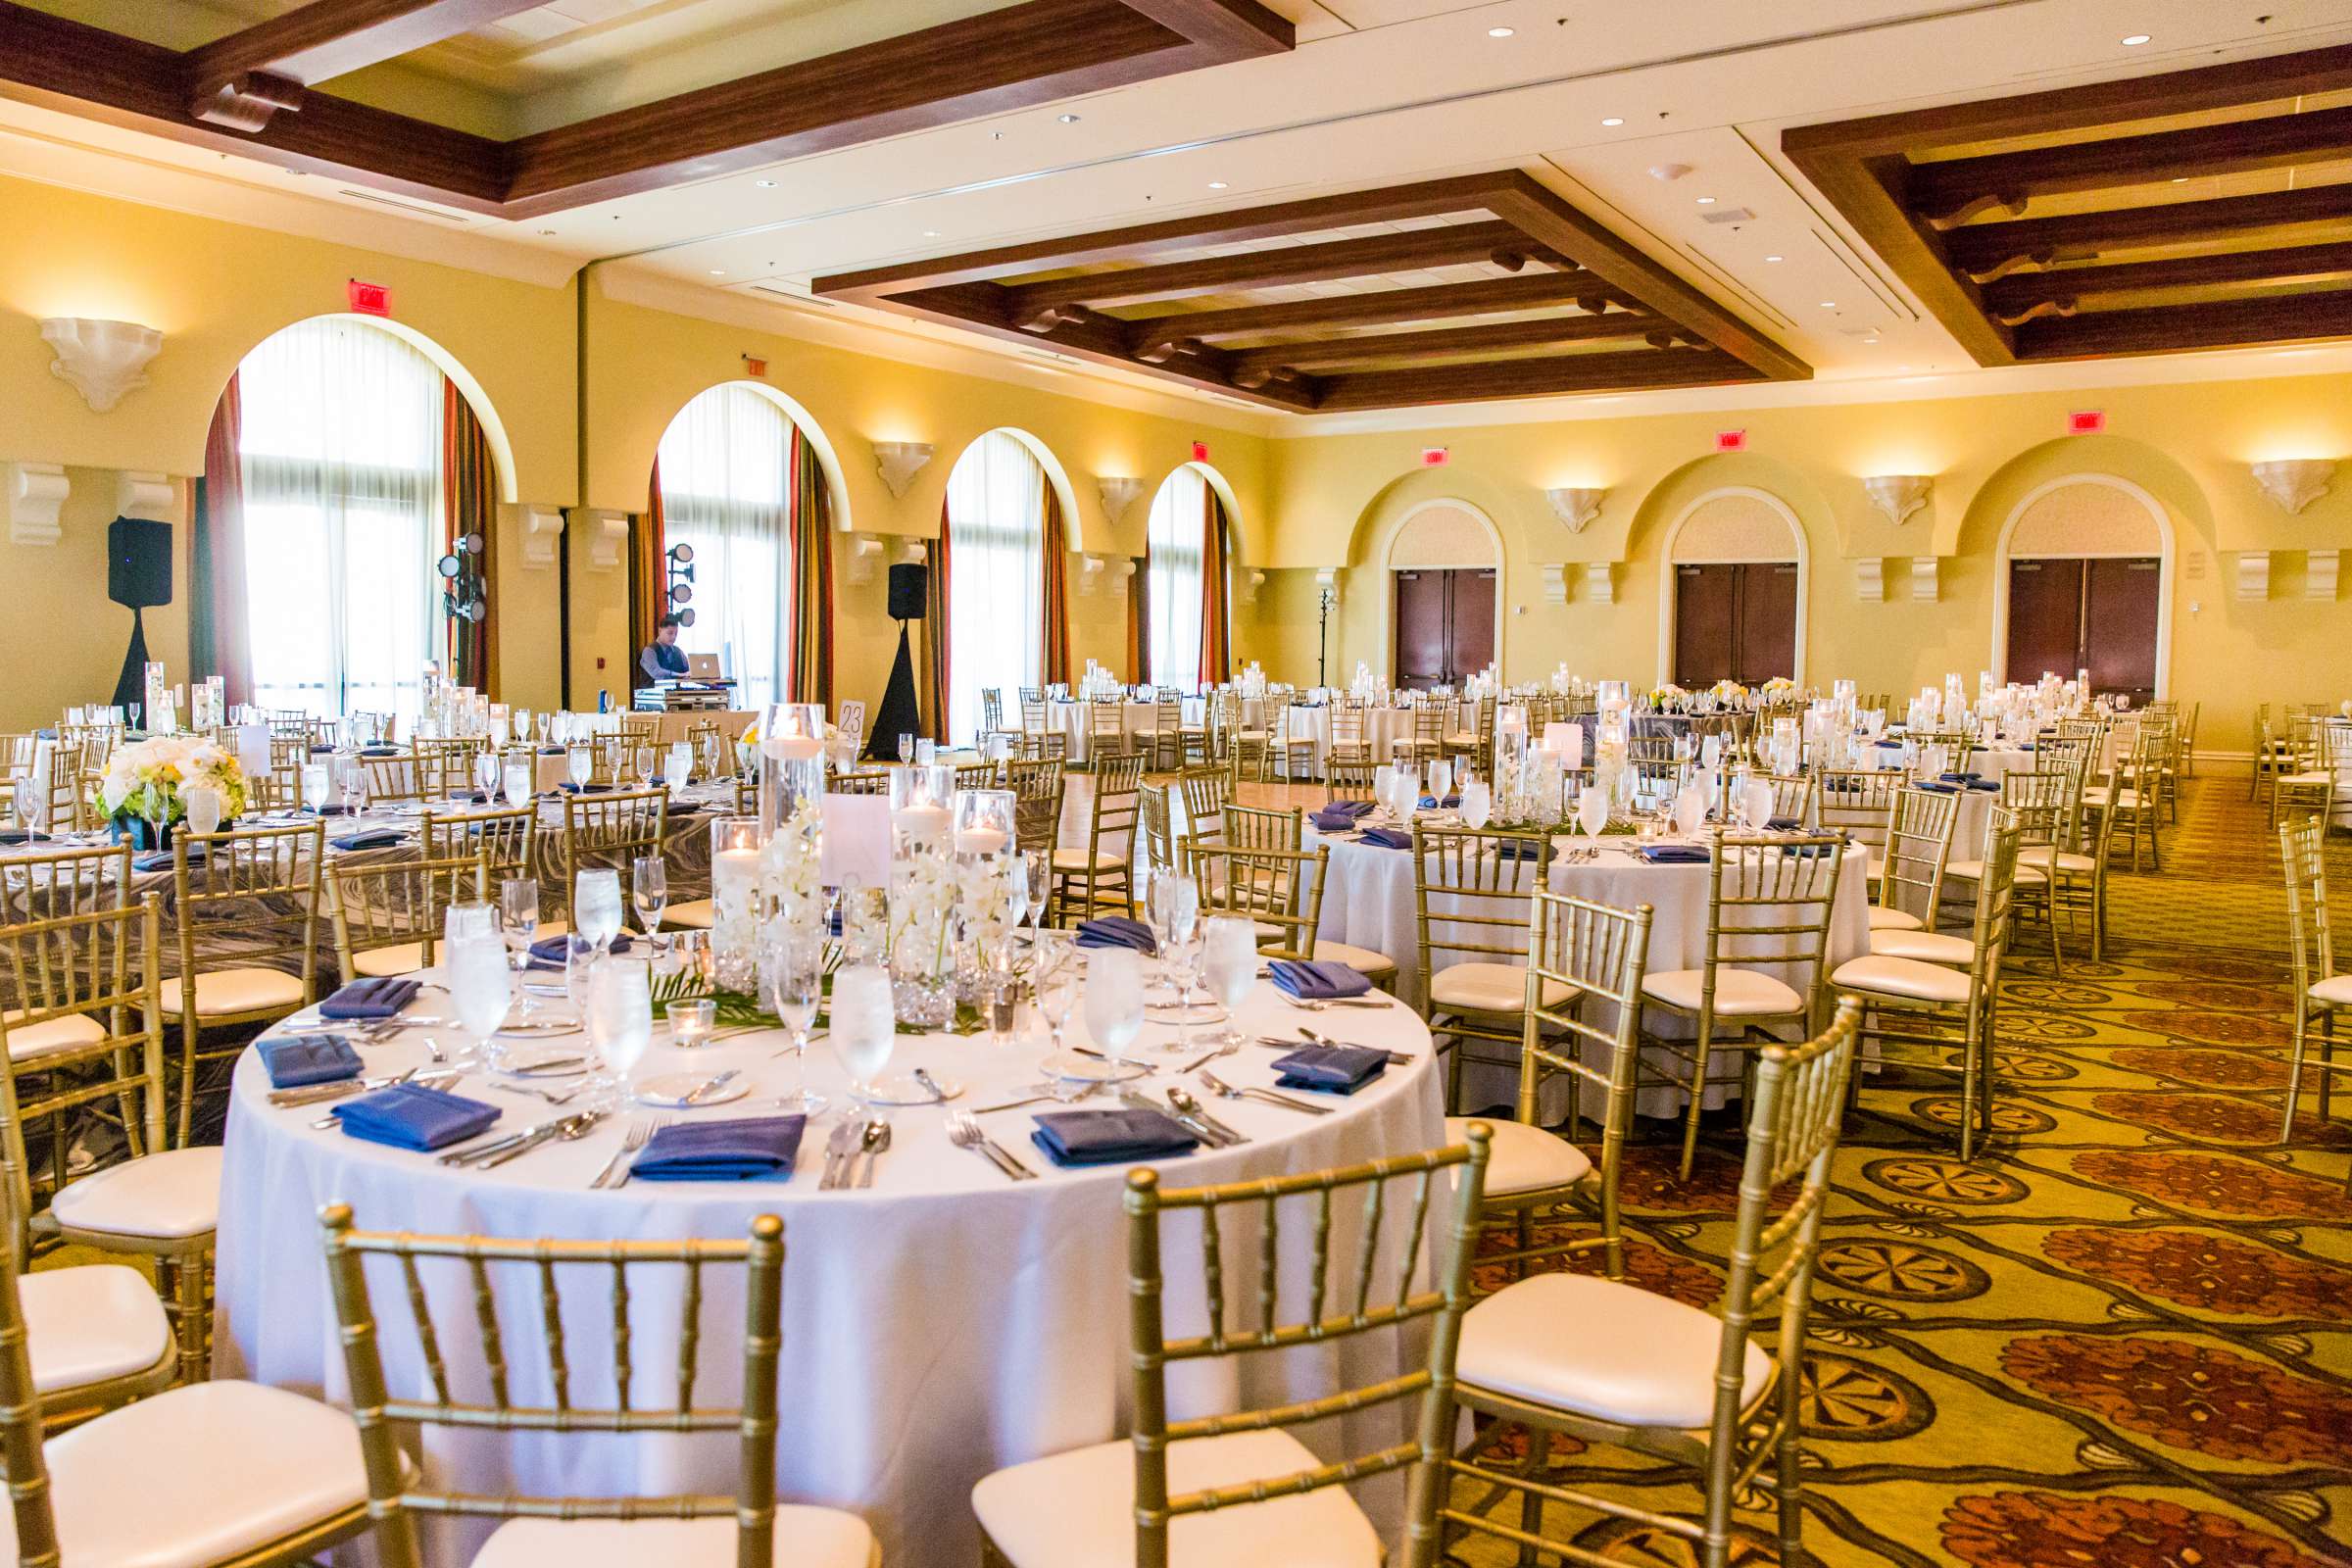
[764,934,828,1114]
[586,955,654,1099]
[566,745,593,791]
[1459,780,1493,831]
[830,962,897,1102]
[447,915,514,1067]
[1083,947,1146,1072]
[574,868,623,955]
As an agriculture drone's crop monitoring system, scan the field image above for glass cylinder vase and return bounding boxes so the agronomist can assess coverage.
[758,702,828,841]
[709,815,764,992]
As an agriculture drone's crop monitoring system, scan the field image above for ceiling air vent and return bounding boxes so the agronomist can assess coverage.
[1697,207,1756,225]
[334,188,469,222]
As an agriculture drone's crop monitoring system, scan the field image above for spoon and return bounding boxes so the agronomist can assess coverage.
[1200,1070,1330,1117]
[1165,1085,1249,1146]
[857,1118,892,1188]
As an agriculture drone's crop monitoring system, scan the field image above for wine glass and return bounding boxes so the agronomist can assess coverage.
[634,746,658,793]
[1200,916,1255,1051]
[764,933,827,1114]
[1032,933,1085,1081]
[14,774,43,845]
[474,751,500,801]
[630,857,667,944]
[897,734,914,765]
[1157,874,1202,1050]
[513,709,531,745]
[1426,759,1452,806]
[566,745,593,791]
[1578,780,1609,853]
[574,868,623,954]
[446,912,514,1067]
[1084,947,1145,1071]
[1459,779,1493,830]
[830,962,896,1102]
[499,875,540,1005]
[563,932,597,1016]
[587,955,654,1097]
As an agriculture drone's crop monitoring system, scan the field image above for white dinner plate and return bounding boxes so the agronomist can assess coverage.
[857,1072,966,1106]
[634,1071,752,1107]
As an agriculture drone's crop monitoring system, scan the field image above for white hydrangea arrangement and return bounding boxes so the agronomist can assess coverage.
[90,735,249,827]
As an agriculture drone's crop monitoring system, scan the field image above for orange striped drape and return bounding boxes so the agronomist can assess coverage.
[1199,484,1232,687]
[1040,483,1071,687]
[789,429,834,710]
[925,498,952,743]
[190,371,252,706]
[1129,536,1150,685]
[629,460,666,689]
[442,379,499,695]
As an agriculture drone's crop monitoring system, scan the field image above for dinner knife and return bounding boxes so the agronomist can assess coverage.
[1250,1036,1412,1067]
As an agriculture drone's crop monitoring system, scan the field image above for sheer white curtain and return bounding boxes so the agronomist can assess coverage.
[1146,466,1205,694]
[658,386,794,711]
[238,318,443,723]
[946,431,1046,745]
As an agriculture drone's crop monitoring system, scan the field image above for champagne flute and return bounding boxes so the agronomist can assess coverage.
[897,734,914,765]
[1023,850,1053,941]
[830,962,896,1102]
[765,933,827,1113]
[474,750,500,801]
[1084,947,1145,1071]
[1200,916,1255,1050]
[575,868,623,954]
[630,857,667,945]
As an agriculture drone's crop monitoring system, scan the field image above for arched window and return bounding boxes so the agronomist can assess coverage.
[944,431,1046,744]
[657,386,796,712]
[1145,466,1207,693]
[237,317,443,720]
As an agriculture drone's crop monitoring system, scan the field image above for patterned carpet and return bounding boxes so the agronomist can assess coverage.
[1444,777,2352,1568]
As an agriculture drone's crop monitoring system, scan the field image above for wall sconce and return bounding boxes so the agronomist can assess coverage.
[2251,458,2336,515]
[41,318,164,413]
[1863,474,1933,527]
[871,440,934,500]
[1544,486,1607,533]
[1095,475,1146,519]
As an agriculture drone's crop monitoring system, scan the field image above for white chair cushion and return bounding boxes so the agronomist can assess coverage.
[472,1510,877,1568]
[21,1264,172,1394]
[51,1147,223,1243]
[972,1428,1381,1568]
[1640,967,1803,1017]
[0,1380,372,1568]
[2016,845,2097,874]
[1052,848,1122,872]
[1310,941,1396,978]
[350,942,425,979]
[662,898,715,930]
[1945,859,2045,886]
[2311,973,2352,1006]
[4,1009,104,1063]
[1429,961,1573,1015]
[157,967,305,1017]
[1442,732,1480,749]
[1868,929,1974,966]
[1457,1272,1770,1429]
[1866,907,1923,932]
[1449,1116,1591,1198]
[2278,771,2332,786]
[1832,955,1971,1004]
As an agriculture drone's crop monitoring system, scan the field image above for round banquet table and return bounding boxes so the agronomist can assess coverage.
[1300,826,1870,1118]
[215,975,1446,1565]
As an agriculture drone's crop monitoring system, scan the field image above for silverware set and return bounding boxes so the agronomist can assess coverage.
[819,1116,891,1189]
[590,1114,670,1188]
[946,1111,1036,1181]
[440,1110,609,1170]
[270,1065,452,1109]
[1252,1034,1412,1066]
[1123,1088,1248,1148]
[1199,1070,1329,1117]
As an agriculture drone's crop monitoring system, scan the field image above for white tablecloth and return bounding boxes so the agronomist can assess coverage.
[1278,704,1477,780]
[216,975,1446,1564]
[1041,699,1210,764]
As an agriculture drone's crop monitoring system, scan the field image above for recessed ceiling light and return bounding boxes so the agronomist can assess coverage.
[537,228,556,236]
[1600,117,1624,126]
[1819,301,1837,309]
[1057,114,1080,123]
[755,179,776,188]
[710,269,726,276]
[1695,196,1717,205]
[1763,254,1784,263]
[2122,33,2150,45]
[1207,180,1228,189]
[1487,25,1514,37]
[923,229,940,237]
[2172,176,2188,183]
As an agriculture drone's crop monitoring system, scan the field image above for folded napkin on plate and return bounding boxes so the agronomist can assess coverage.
[1075,916,1156,956]
[0,830,35,846]
[629,1115,807,1181]
[538,746,565,756]
[527,932,632,969]
[358,747,401,758]
[131,848,196,872]
[331,1082,499,1151]
[1638,844,1711,864]
[257,1033,363,1089]
[306,803,358,816]
[1766,815,1803,831]
[330,828,404,852]
[1270,1044,1389,1096]
[1310,801,1375,832]
[1357,825,1414,850]
[1268,958,1372,1000]
[308,744,334,756]
[1938,771,1983,783]
[320,975,422,1020]
[1030,1107,1198,1166]
[556,782,615,795]
[1417,794,1462,810]
[1964,779,2000,792]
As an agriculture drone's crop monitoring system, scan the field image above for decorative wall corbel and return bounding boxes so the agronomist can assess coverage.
[4,463,69,546]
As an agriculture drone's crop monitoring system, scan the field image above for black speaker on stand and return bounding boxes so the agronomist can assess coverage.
[109,516,172,716]
[866,563,927,761]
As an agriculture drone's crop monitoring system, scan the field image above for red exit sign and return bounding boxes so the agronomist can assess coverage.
[1191,440,1209,463]
[346,278,391,318]
[1716,429,1747,452]
[2069,410,2106,434]
[1421,447,1449,466]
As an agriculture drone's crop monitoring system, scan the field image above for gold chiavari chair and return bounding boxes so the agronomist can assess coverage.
[1816,769,1902,881]
[1436,1000,1859,1568]
[1225,696,1271,781]
[1442,695,1494,776]
[1260,702,1313,783]
[317,1207,875,1568]
[324,850,490,983]
[421,803,538,888]
[1054,753,1143,925]
[1450,891,1652,1292]
[1326,698,1371,777]
[2250,704,2295,804]
[2278,816,2351,1184]
[1084,697,1134,768]
[617,712,661,744]
[1761,771,1818,829]
[1412,825,1560,1113]
[829,769,891,796]
[1018,692,1051,739]
[1175,765,1229,851]
[955,760,1000,795]
[411,736,478,802]
[682,720,725,782]
[0,1197,377,1568]
[1866,784,1958,942]
[1143,692,1188,771]
[1139,783,1177,883]
[16,742,85,837]
[1392,698,1446,767]
[560,788,665,923]
[1834,811,2020,1160]
[2275,718,2349,832]
[1185,841,1329,960]
[595,732,660,790]
[1627,736,1679,800]
[1637,829,1839,1179]
[1002,757,1066,869]
[1949,768,2067,971]
[1325,752,1378,799]
[974,1128,1490,1568]
[0,734,37,784]
[2019,745,2117,961]
[1222,802,1301,856]
[0,895,220,1390]
[1019,728,1070,765]
[357,751,424,805]
[166,821,323,1146]
[2086,719,2163,870]
[980,687,1011,743]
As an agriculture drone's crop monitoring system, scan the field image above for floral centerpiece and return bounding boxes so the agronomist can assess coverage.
[1710,679,1748,707]
[1762,675,1798,698]
[1646,682,1687,712]
[90,735,248,848]
[888,845,958,1025]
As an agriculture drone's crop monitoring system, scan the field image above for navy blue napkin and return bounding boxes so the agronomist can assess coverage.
[538,746,565,756]
[1417,794,1463,810]
[1075,916,1156,956]
[1270,1044,1388,1096]
[527,932,632,970]
[1938,771,1982,784]
[630,1116,808,1181]
[330,829,404,851]
[1638,844,1711,864]
[257,1034,363,1089]
[1917,780,1958,795]
[1310,801,1374,833]
[331,1083,500,1151]
[1766,815,1802,831]
[1268,959,1372,1000]
[557,782,615,794]
[1358,826,1414,850]
[309,744,333,756]
[320,976,421,1020]
[1965,779,2000,792]
[1031,1108,1199,1166]
[358,747,401,758]
[131,847,198,872]
[0,830,32,846]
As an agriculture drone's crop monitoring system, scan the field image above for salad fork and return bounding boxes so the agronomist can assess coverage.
[590,1115,656,1189]
[947,1112,1035,1181]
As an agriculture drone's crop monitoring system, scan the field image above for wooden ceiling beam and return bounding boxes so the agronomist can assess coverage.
[1944,183,2352,280]
[2014,286,2352,360]
[184,0,550,96]
[1114,0,1292,57]
[997,220,1535,317]
[1907,104,2352,226]
[1311,349,1756,413]
[1980,240,2352,322]
[1227,312,1668,380]
[1121,270,1611,351]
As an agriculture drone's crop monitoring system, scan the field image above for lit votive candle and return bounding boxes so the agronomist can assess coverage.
[893,805,952,844]
[666,997,716,1049]
[955,827,1008,858]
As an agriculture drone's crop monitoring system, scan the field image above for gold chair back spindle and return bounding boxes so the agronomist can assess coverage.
[169,821,324,1145]
[1411,825,1556,1113]
[2278,816,2349,1181]
[560,788,666,922]
[1185,842,1330,959]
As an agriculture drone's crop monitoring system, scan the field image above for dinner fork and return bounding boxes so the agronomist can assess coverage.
[590,1115,658,1189]
[947,1111,1036,1182]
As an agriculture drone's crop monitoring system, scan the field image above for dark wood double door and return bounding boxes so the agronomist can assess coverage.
[2006,556,2160,707]
[1673,562,1797,687]
[1394,568,1495,690]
